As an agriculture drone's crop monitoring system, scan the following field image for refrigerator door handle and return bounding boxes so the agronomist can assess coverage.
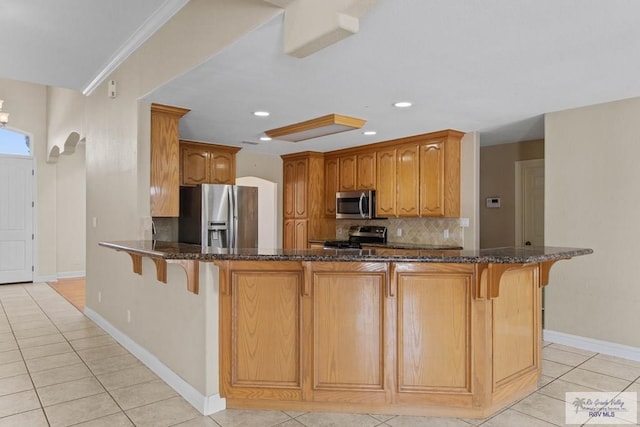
[229,187,237,249]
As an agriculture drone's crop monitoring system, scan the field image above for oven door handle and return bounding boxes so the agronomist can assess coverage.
[359,193,366,218]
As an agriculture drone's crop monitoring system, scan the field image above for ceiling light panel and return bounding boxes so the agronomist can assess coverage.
[265,114,366,142]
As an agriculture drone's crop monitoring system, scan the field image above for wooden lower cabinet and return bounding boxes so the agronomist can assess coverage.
[217,260,544,417]
[218,261,304,400]
[310,263,389,404]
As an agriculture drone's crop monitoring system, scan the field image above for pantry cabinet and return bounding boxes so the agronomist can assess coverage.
[282,152,325,249]
[180,140,240,186]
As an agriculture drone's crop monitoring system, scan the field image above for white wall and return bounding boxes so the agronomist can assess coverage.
[545,97,640,347]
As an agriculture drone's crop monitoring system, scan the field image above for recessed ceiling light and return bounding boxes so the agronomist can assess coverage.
[393,101,412,108]
[363,131,377,136]
[259,136,272,141]
[253,111,270,117]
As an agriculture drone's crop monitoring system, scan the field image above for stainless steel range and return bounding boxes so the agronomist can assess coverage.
[323,225,387,249]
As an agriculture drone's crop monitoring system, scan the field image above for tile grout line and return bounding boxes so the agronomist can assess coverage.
[0,287,52,425]
[19,283,139,426]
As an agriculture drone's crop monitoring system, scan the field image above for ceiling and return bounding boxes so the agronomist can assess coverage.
[3,1,640,154]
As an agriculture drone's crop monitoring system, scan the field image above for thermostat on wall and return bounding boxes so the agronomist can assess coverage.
[486,197,501,208]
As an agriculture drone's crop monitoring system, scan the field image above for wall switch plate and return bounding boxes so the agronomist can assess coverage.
[460,218,470,227]
[397,228,402,237]
[444,229,449,239]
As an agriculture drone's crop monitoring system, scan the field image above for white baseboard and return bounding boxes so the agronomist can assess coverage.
[544,329,640,362]
[84,307,226,415]
[57,271,86,279]
[34,274,57,283]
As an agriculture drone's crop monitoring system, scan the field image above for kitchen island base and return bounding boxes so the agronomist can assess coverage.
[216,260,545,419]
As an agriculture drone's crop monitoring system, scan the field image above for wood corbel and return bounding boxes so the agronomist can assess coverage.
[128,253,142,275]
[214,260,230,295]
[539,259,568,287]
[167,259,199,294]
[487,263,525,299]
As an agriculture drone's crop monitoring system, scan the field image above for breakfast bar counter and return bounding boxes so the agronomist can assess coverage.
[100,240,592,418]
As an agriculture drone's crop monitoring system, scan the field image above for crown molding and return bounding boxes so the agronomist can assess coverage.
[82,0,189,96]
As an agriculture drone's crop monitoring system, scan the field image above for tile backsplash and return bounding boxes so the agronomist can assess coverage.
[336,217,464,246]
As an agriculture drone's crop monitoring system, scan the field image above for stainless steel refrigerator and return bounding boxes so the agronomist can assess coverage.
[179,184,258,249]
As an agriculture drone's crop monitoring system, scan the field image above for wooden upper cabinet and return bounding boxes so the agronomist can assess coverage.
[180,140,240,186]
[396,143,420,217]
[339,155,357,191]
[376,148,396,217]
[150,103,190,217]
[180,145,208,186]
[419,140,445,216]
[324,156,339,216]
[356,151,376,190]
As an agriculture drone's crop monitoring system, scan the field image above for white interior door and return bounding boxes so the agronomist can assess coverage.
[0,156,34,284]
[515,159,544,247]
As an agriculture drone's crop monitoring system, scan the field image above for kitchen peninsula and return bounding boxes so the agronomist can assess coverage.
[100,241,592,418]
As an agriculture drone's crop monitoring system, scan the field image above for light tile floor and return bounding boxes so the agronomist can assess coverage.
[0,282,638,426]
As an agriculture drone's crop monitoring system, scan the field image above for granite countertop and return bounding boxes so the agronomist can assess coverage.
[99,240,593,264]
[308,239,463,251]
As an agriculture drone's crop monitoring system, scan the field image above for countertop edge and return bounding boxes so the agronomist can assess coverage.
[99,241,593,264]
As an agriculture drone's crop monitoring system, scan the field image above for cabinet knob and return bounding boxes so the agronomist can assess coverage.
[525,241,532,246]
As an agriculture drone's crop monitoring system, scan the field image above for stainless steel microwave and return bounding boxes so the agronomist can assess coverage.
[336,190,380,219]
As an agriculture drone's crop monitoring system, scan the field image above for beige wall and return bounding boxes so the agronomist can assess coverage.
[55,144,86,275]
[77,0,280,399]
[480,139,544,248]
[545,97,640,347]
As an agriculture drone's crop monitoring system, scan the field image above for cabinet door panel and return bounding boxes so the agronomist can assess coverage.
[151,108,185,217]
[419,141,444,216]
[313,272,384,391]
[232,272,301,386]
[492,267,538,388]
[294,159,308,218]
[339,155,357,191]
[283,219,296,249]
[210,151,234,184]
[357,152,376,190]
[284,161,296,218]
[294,219,308,249]
[181,146,208,186]
[324,157,339,216]
[376,149,396,217]
[397,273,471,392]
[396,144,419,217]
